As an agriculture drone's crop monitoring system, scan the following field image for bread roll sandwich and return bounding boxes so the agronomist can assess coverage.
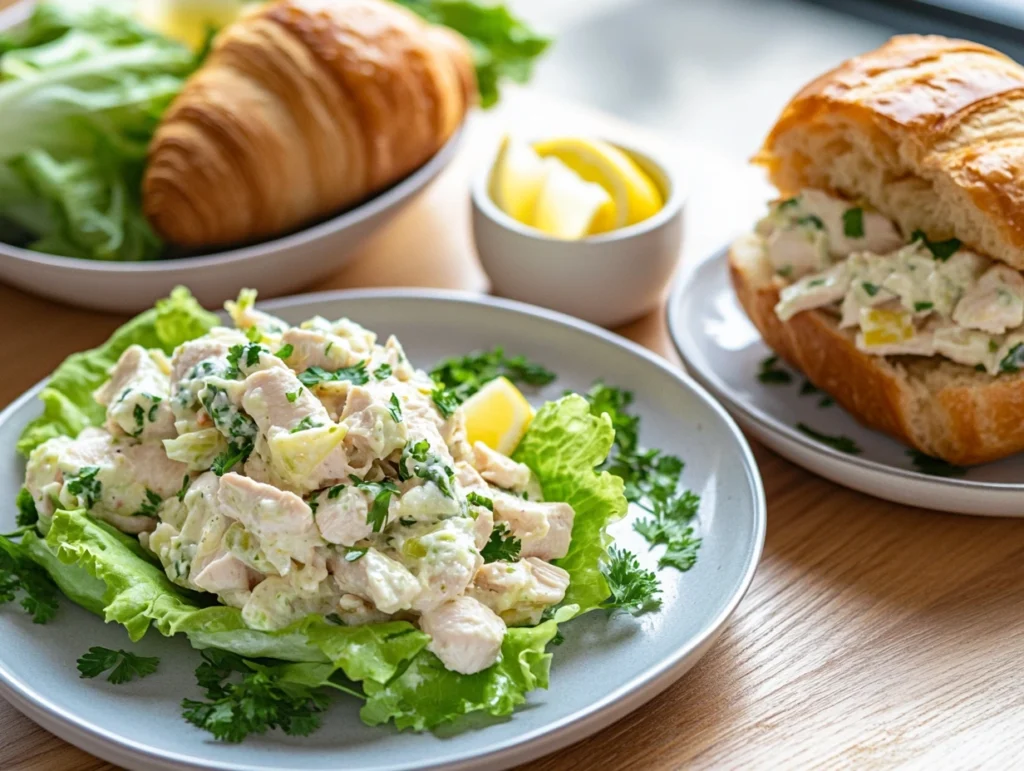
[731,34,1024,465]
[143,0,476,248]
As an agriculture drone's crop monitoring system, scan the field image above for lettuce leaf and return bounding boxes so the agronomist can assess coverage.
[360,621,557,730]
[514,394,627,614]
[29,508,429,684]
[16,286,219,457]
[0,1,197,261]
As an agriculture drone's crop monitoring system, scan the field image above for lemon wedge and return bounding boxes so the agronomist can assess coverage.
[533,157,615,240]
[490,135,549,226]
[136,0,248,49]
[532,137,663,230]
[461,377,535,456]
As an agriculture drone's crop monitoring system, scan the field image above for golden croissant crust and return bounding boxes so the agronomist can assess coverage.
[143,0,476,248]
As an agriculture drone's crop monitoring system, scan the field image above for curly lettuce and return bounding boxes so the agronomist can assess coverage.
[16,286,219,457]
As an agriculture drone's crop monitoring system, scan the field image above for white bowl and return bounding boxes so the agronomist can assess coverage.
[471,138,685,328]
[0,127,462,313]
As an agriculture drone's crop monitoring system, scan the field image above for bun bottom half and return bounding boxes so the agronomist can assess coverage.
[729,233,1024,465]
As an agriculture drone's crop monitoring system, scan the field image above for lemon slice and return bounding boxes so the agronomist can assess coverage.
[533,157,615,240]
[461,377,535,456]
[532,137,663,230]
[137,0,247,49]
[489,135,550,226]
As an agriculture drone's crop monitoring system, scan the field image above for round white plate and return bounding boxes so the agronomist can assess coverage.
[0,0,461,314]
[0,290,765,770]
[668,247,1024,517]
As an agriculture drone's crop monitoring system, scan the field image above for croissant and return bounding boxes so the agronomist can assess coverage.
[143,0,476,248]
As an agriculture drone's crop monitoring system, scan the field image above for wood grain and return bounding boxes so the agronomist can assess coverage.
[2,86,1024,771]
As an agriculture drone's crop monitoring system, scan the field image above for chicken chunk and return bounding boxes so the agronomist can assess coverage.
[338,385,409,470]
[470,557,571,626]
[953,264,1024,335]
[775,262,851,321]
[93,345,176,441]
[242,572,339,631]
[313,484,374,546]
[492,492,574,561]
[279,327,363,373]
[403,518,481,612]
[331,548,420,614]
[217,472,322,575]
[191,552,257,604]
[765,225,829,279]
[334,593,393,626]
[799,189,904,258]
[471,442,532,492]
[420,596,506,675]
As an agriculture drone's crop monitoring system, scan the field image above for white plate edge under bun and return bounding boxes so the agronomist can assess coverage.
[0,289,766,770]
[668,247,1024,517]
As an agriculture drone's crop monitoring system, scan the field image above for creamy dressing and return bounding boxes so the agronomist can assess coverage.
[761,189,1024,375]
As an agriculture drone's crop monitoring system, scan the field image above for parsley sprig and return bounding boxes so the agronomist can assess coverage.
[796,423,862,455]
[601,546,662,614]
[429,347,555,416]
[350,477,399,532]
[298,362,369,388]
[582,383,702,572]
[480,523,521,563]
[181,650,335,743]
[0,537,59,623]
[77,647,159,684]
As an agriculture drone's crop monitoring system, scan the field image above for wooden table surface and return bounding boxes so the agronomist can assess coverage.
[3,89,1024,771]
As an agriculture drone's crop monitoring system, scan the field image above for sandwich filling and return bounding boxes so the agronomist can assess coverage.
[755,189,1024,375]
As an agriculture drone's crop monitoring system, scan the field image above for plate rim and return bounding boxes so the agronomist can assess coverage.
[667,246,1024,493]
[0,287,766,771]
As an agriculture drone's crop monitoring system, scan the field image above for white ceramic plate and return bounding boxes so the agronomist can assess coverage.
[0,290,765,770]
[669,247,1024,517]
[0,2,462,314]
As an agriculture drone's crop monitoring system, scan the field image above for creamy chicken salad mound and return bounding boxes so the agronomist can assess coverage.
[8,288,638,733]
[756,189,1024,375]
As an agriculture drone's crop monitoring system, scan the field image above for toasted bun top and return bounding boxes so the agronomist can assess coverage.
[754,34,1024,271]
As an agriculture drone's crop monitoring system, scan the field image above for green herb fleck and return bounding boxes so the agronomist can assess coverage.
[176,475,192,503]
[298,362,369,388]
[65,466,102,509]
[286,389,301,403]
[276,344,294,360]
[862,282,880,297]
[374,364,392,380]
[77,647,159,684]
[911,229,961,261]
[344,548,367,562]
[15,488,37,528]
[758,355,793,385]
[351,477,399,532]
[906,449,968,478]
[466,492,494,511]
[480,523,521,563]
[842,207,864,238]
[387,394,403,423]
[290,416,323,433]
[796,423,862,454]
[914,302,934,312]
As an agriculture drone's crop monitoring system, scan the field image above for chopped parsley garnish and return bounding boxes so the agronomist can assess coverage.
[134,489,162,518]
[298,361,369,388]
[324,341,334,356]
[911,229,961,261]
[246,344,262,367]
[176,474,192,503]
[600,546,662,614]
[344,548,367,562]
[989,339,1000,353]
[914,301,934,312]
[286,389,301,403]
[245,326,262,343]
[181,650,332,743]
[480,523,521,563]
[396,440,454,497]
[132,403,145,436]
[210,441,253,476]
[429,347,556,413]
[65,466,101,509]
[225,343,266,377]
[276,344,294,360]
[466,492,494,511]
[796,214,824,230]
[351,477,399,532]
[776,265,793,279]
[777,197,799,210]
[906,450,968,478]
[327,484,346,500]
[807,278,826,287]
[758,355,792,385]
[398,440,430,481]
[374,364,392,380]
[796,423,862,454]
[15,488,37,528]
[289,415,323,433]
[77,647,159,684]
[842,207,864,238]
[0,538,59,623]
[1000,343,1024,373]
[800,379,834,408]
[387,394,403,423]
[147,402,160,422]
[582,383,702,571]
[861,282,880,297]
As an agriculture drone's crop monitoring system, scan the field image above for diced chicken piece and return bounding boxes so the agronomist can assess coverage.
[217,472,321,575]
[800,189,904,257]
[492,492,575,561]
[775,262,851,321]
[470,557,571,626]
[934,326,1000,373]
[925,249,991,317]
[334,593,393,626]
[25,436,74,519]
[953,265,1024,335]
[470,502,494,551]
[331,548,420,614]
[241,572,339,630]
[407,518,481,612]
[243,368,331,432]
[420,596,506,675]
[455,460,487,491]
[300,315,376,355]
[838,254,899,328]
[170,329,247,384]
[192,552,257,606]
[440,409,473,462]
[471,442,532,492]
[279,327,363,372]
[765,225,829,279]
[93,345,176,441]
[380,335,418,381]
[339,385,409,470]
[388,480,462,526]
[313,485,374,546]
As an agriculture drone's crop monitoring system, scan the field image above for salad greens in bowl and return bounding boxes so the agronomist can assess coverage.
[1,287,731,742]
